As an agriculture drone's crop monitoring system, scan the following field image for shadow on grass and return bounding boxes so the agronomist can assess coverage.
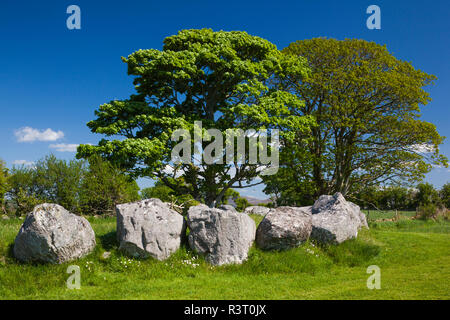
[99,231,118,251]
[321,239,381,267]
[6,243,44,266]
[6,243,15,260]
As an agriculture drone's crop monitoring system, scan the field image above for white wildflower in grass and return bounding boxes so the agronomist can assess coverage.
[84,261,94,272]
[117,257,141,270]
[181,257,200,268]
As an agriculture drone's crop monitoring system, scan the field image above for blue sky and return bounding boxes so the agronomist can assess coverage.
[0,0,449,198]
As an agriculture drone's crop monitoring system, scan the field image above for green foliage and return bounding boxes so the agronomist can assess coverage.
[6,165,41,216]
[235,197,250,211]
[264,172,316,206]
[141,180,198,214]
[266,38,447,200]
[352,185,416,211]
[34,155,86,213]
[79,156,140,215]
[5,155,139,216]
[77,29,313,207]
[415,183,441,207]
[441,183,450,209]
[417,203,437,220]
[141,182,174,202]
[6,155,86,215]
[222,188,240,205]
[0,159,9,214]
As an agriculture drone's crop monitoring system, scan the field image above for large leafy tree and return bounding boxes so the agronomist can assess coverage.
[265,38,447,200]
[77,29,312,207]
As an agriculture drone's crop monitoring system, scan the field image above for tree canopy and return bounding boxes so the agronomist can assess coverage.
[6,155,139,216]
[264,38,448,202]
[77,29,313,207]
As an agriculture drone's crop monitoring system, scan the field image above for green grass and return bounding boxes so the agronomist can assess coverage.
[362,210,417,222]
[0,213,449,300]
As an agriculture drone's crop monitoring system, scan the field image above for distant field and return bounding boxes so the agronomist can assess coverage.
[362,210,417,222]
[0,213,449,300]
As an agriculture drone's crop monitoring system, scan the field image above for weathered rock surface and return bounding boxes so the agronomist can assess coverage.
[244,206,270,216]
[218,204,236,212]
[187,205,256,265]
[116,198,186,260]
[256,206,312,250]
[13,204,96,264]
[310,192,368,244]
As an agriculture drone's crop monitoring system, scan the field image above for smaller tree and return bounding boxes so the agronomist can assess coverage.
[7,165,41,216]
[235,197,250,212]
[79,156,140,215]
[141,181,174,202]
[440,183,450,209]
[7,155,86,215]
[351,186,381,210]
[415,183,441,207]
[0,159,9,214]
[379,186,412,210]
[263,170,316,207]
[33,155,86,213]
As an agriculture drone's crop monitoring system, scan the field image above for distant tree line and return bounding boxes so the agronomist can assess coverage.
[0,155,139,216]
[0,155,256,216]
[352,183,449,211]
[263,179,449,212]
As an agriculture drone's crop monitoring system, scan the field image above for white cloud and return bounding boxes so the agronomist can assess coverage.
[12,160,34,167]
[15,127,64,142]
[409,144,435,154]
[49,143,79,152]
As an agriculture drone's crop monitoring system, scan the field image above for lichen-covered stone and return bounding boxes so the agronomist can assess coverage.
[187,205,255,265]
[14,204,96,264]
[256,206,312,250]
[116,198,186,260]
[311,192,368,244]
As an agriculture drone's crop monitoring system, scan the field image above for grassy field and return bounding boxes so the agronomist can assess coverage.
[0,212,449,300]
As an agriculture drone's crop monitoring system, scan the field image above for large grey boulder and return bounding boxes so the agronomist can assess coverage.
[310,192,368,244]
[244,206,270,216]
[187,205,256,266]
[13,204,96,264]
[116,198,186,260]
[256,206,312,250]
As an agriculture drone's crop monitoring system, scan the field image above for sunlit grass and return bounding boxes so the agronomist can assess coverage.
[0,213,449,299]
